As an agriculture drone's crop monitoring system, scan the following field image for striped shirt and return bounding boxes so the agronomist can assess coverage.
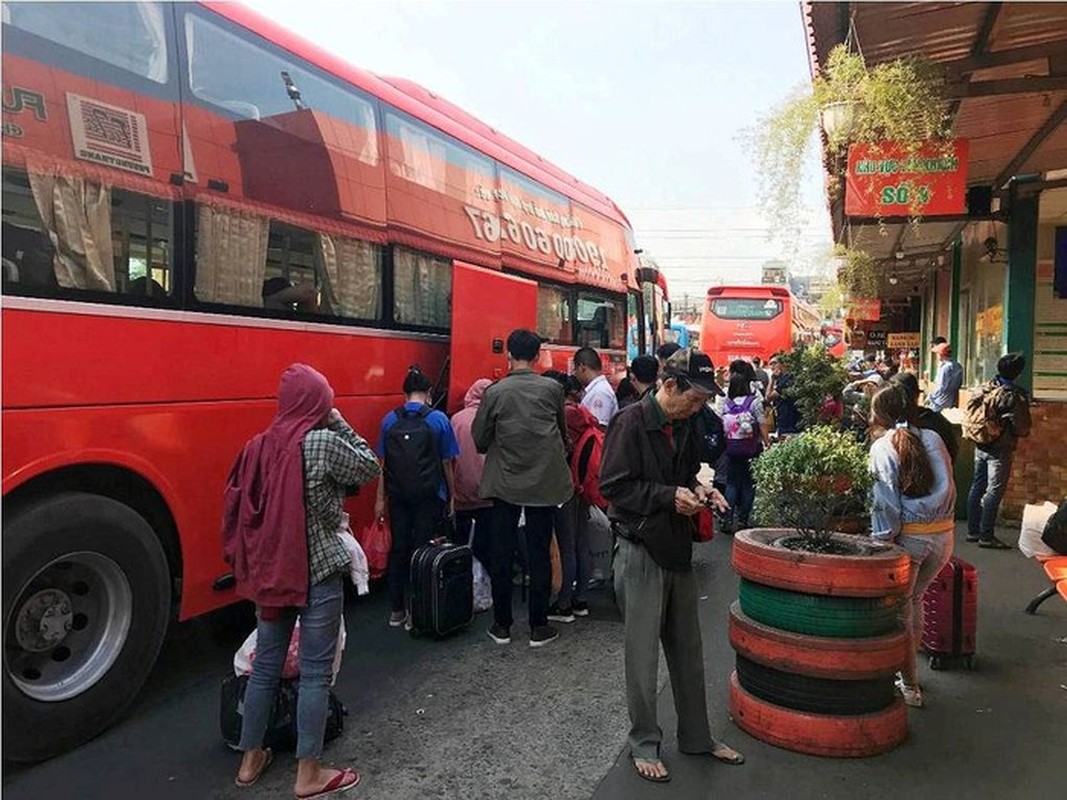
[303,419,380,586]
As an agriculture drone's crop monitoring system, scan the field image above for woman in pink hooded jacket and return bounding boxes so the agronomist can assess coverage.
[451,379,493,565]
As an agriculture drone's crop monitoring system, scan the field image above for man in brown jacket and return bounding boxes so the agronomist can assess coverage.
[600,347,743,783]
[473,329,573,648]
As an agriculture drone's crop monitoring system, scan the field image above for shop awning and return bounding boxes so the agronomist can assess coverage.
[803,2,1067,298]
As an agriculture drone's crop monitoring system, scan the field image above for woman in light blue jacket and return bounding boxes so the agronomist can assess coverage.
[868,384,955,708]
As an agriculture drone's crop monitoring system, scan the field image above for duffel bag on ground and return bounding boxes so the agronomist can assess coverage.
[220,673,346,751]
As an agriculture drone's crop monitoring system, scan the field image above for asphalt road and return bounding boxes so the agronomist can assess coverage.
[4,526,1065,800]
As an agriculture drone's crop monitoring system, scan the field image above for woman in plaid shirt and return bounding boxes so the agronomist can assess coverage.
[223,364,379,798]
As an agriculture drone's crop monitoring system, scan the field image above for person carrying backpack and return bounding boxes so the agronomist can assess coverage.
[963,353,1032,549]
[375,366,460,627]
[543,371,601,622]
[720,373,771,533]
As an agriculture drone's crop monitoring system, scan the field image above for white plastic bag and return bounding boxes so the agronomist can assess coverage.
[582,504,614,583]
[472,557,493,612]
[1019,502,1058,559]
[233,616,347,685]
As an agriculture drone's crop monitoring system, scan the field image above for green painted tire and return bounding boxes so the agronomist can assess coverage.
[739,579,903,638]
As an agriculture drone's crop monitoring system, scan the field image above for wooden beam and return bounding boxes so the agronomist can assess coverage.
[947,3,1004,120]
[847,213,1003,226]
[994,99,1067,189]
[944,75,1067,98]
[945,38,1067,77]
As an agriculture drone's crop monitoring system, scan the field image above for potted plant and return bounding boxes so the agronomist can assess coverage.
[750,425,872,544]
[777,343,850,431]
[748,44,950,237]
[727,427,912,758]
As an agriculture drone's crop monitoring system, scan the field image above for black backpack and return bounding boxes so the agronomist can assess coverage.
[1041,499,1067,555]
[384,405,443,503]
[691,404,726,466]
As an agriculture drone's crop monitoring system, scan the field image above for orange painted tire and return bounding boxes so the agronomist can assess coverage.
[729,602,909,680]
[729,672,907,758]
[732,528,911,597]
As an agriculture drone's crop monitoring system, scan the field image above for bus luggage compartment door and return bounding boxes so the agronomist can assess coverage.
[448,262,537,415]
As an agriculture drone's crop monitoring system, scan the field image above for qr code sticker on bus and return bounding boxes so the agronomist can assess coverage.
[66,93,153,177]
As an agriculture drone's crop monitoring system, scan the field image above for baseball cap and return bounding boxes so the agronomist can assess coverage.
[858,373,884,387]
[664,348,723,396]
[931,342,952,357]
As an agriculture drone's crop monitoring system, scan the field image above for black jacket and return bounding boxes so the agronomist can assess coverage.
[917,407,960,463]
[599,394,701,572]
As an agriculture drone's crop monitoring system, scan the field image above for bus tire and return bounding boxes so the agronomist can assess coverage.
[732,528,911,598]
[729,672,907,758]
[734,655,896,716]
[2,492,171,762]
[739,579,903,638]
[729,602,909,680]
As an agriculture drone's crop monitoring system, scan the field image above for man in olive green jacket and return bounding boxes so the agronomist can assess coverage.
[473,329,573,648]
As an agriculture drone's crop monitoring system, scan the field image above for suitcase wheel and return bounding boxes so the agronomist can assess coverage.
[929,655,944,671]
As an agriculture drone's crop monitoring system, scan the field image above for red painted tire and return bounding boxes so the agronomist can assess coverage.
[729,672,907,758]
[732,528,911,598]
[729,603,909,680]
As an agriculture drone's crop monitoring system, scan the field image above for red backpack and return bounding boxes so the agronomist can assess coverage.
[571,425,608,511]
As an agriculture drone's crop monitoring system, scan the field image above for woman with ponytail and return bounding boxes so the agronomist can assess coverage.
[868,384,956,708]
[375,366,460,628]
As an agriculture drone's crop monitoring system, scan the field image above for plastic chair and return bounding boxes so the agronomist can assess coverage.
[1025,555,1067,614]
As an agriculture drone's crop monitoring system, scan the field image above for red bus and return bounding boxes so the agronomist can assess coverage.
[699,285,799,365]
[0,1,662,759]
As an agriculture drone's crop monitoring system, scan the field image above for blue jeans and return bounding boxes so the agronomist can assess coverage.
[967,448,1013,540]
[238,574,344,759]
[725,455,756,528]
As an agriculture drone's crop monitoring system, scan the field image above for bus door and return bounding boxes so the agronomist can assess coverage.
[448,261,537,414]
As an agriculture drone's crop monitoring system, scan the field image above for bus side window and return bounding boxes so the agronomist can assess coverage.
[392,246,451,329]
[193,208,383,321]
[1,168,173,302]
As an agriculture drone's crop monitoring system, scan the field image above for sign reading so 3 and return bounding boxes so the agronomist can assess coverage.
[463,205,605,268]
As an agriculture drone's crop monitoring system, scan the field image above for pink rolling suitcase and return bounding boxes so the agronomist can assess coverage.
[921,556,977,670]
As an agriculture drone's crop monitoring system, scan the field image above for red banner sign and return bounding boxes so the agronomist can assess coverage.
[847,298,881,322]
[845,139,969,217]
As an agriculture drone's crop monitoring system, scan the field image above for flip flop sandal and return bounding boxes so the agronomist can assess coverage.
[234,748,274,788]
[710,744,746,765]
[295,768,361,800]
[632,757,671,783]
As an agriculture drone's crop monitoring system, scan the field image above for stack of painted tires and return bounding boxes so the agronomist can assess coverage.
[729,528,912,757]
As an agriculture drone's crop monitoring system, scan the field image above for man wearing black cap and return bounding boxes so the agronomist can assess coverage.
[600,347,743,783]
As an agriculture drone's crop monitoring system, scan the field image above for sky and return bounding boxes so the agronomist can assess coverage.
[247,0,833,303]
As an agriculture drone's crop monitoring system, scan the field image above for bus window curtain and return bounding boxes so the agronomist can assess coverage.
[194,205,268,306]
[316,233,380,320]
[27,171,115,291]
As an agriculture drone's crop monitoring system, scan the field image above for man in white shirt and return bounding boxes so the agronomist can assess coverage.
[574,347,617,427]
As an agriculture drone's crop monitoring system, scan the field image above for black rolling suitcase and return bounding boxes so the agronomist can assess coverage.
[409,541,474,638]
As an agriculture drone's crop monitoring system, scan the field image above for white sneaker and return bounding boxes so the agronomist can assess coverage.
[896,677,924,708]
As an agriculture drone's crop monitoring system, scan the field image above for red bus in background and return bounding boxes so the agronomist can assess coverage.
[699,285,798,365]
[0,1,664,760]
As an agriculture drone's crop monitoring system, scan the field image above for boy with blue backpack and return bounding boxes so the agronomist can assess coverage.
[375,366,460,629]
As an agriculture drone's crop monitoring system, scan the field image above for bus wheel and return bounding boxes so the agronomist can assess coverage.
[2,492,170,762]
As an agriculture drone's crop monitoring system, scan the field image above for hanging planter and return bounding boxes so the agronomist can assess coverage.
[820,100,863,143]
[746,41,951,241]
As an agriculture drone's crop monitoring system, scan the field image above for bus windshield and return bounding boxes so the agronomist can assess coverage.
[709,297,783,320]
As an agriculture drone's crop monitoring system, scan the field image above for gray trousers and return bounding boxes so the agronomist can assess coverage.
[614,537,716,760]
